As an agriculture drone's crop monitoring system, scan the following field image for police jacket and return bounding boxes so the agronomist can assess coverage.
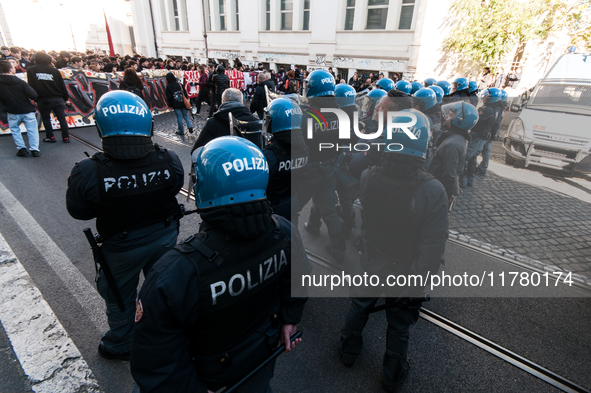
[263,131,309,219]
[130,200,308,393]
[359,157,448,295]
[489,101,505,140]
[468,91,479,107]
[191,101,258,152]
[450,90,470,103]
[470,105,496,140]
[427,127,469,200]
[66,144,184,245]
[302,96,341,164]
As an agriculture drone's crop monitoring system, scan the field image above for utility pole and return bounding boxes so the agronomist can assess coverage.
[201,0,209,60]
[148,0,159,58]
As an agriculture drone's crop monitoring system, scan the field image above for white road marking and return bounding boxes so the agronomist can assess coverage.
[0,232,101,393]
[0,180,108,332]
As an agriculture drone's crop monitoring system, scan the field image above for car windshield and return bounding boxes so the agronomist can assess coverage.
[528,82,591,114]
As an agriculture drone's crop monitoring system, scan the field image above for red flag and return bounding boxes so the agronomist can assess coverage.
[104,11,115,57]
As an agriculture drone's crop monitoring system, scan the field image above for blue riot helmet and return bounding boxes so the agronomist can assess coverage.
[441,101,479,131]
[95,90,153,138]
[384,109,431,159]
[192,136,269,209]
[368,88,387,104]
[334,83,358,108]
[395,80,413,95]
[468,81,478,93]
[481,87,503,103]
[411,81,423,95]
[414,88,438,111]
[454,77,469,92]
[427,85,444,105]
[304,69,335,98]
[262,98,303,134]
[436,80,452,96]
[424,78,437,87]
[376,78,396,92]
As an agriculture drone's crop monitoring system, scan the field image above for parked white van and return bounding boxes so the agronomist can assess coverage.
[503,53,591,176]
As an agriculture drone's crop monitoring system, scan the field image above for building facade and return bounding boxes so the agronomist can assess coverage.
[129,0,458,81]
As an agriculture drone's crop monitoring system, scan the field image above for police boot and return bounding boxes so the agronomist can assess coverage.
[340,209,356,239]
[304,203,322,236]
[325,231,346,264]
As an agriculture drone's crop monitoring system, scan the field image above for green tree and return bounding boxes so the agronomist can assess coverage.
[443,0,591,67]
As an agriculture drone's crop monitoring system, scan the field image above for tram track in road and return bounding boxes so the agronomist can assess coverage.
[305,250,590,393]
[69,131,590,392]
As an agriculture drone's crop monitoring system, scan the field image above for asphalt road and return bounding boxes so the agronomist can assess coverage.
[0,123,589,393]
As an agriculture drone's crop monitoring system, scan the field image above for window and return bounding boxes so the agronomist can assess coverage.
[344,0,355,30]
[204,0,211,30]
[235,0,239,30]
[303,0,310,30]
[265,0,270,30]
[281,0,293,30]
[219,0,227,31]
[366,0,388,30]
[398,0,415,29]
[159,0,189,31]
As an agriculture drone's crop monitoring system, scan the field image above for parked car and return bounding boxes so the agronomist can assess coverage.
[503,53,591,176]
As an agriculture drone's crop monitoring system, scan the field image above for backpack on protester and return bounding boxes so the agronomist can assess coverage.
[285,78,299,94]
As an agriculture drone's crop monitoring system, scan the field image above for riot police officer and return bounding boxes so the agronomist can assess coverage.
[395,80,413,95]
[306,83,359,238]
[436,80,453,104]
[298,69,347,263]
[468,81,479,107]
[414,88,443,166]
[262,98,309,221]
[476,88,505,176]
[66,90,184,360]
[410,81,423,95]
[376,77,396,93]
[451,77,470,102]
[340,110,449,393]
[424,77,437,87]
[460,89,498,187]
[130,137,308,393]
[427,101,479,204]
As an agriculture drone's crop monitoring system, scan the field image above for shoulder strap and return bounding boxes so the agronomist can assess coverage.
[90,152,115,168]
[154,143,167,160]
[175,234,224,266]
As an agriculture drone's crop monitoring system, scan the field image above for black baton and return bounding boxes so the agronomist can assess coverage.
[83,228,126,312]
[220,331,302,393]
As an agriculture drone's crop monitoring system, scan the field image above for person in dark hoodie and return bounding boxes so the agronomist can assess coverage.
[55,51,70,69]
[165,72,193,135]
[130,136,308,393]
[191,88,258,152]
[208,64,230,118]
[0,60,40,156]
[26,52,71,143]
[427,101,479,208]
[250,72,275,120]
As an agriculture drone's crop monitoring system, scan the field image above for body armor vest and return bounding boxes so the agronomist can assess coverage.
[362,168,434,269]
[177,217,291,356]
[302,99,341,164]
[92,145,180,237]
[265,139,308,204]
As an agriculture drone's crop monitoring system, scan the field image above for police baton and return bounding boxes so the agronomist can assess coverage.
[216,331,302,393]
[83,228,126,312]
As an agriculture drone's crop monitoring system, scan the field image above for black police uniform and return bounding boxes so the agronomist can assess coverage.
[263,131,309,221]
[298,96,346,261]
[462,104,497,186]
[476,100,505,174]
[66,144,184,356]
[341,157,448,392]
[130,201,308,393]
[422,104,443,168]
[450,90,470,103]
